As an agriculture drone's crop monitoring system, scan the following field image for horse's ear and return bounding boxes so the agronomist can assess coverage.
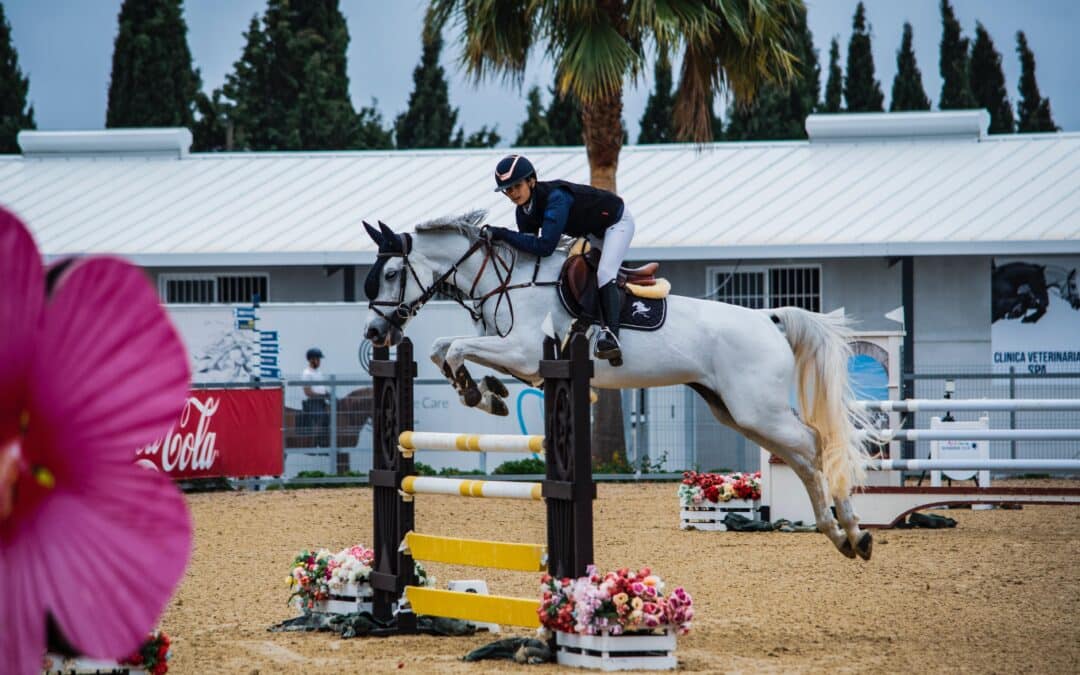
[378,221,403,253]
[363,221,384,247]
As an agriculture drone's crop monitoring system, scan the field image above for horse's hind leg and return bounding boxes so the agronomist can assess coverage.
[694,388,852,556]
[834,496,873,560]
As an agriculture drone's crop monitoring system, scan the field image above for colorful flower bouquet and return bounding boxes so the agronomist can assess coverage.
[538,565,693,637]
[678,470,761,507]
[288,544,432,612]
[122,631,171,675]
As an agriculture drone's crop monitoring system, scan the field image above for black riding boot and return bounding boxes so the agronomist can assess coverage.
[595,281,623,364]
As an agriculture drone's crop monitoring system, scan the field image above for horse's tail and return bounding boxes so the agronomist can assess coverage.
[769,307,875,500]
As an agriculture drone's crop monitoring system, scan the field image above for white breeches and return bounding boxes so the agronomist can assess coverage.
[588,209,635,287]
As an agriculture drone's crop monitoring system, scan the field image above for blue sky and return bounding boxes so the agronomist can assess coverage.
[5,0,1076,144]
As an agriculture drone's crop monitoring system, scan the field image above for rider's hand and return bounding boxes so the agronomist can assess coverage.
[480,225,504,242]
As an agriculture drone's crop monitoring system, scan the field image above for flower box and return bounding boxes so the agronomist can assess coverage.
[679,498,760,531]
[555,626,677,671]
[297,581,374,615]
[43,654,147,674]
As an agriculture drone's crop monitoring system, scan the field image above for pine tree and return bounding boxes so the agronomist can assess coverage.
[938,0,975,109]
[221,0,383,151]
[890,22,931,111]
[969,22,1013,134]
[356,99,394,149]
[395,24,458,148]
[1015,31,1057,132]
[843,2,884,112]
[546,86,583,146]
[822,38,843,113]
[638,50,676,144]
[725,3,818,140]
[516,86,554,146]
[105,0,201,129]
[0,2,35,153]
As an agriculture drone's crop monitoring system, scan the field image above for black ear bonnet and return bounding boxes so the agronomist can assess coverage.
[363,221,412,301]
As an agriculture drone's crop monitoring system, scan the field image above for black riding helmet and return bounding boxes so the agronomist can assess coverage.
[493,154,536,192]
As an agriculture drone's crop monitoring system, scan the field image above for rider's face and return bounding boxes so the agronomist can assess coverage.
[501,179,532,206]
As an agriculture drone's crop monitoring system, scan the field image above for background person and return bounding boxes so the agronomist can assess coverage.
[301,347,330,447]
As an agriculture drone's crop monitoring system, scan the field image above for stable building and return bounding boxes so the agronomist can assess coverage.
[3,110,1077,471]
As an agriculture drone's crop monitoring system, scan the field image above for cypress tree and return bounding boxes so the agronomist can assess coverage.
[516,86,554,146]
[843,2,884,112]
[460,126,501,148]
[938,0,975,109]
[822,38,843,113]
[355,100,394,149]
[1015,31,1057,132]
[969,22,1013,134]
[221,0,381,151]
[890,22,931,111]
[0,2,35,153]
[546,86,583,146]
[725,3,818,140]
[106,0,201,129]
[191,90,230,151]
[395,24,458,148]
[638,50,676,144]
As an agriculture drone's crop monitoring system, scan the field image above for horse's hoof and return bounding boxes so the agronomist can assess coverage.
[838,539,858,559]
[855,532,873,561]
[481,375,509,398]
[489,396,509,417]
[463,387,482,407]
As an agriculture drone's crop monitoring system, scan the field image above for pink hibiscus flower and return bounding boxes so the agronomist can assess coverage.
[0,207,193,675]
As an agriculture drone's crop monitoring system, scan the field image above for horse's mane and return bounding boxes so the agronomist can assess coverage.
[412,209,574,254]
[414,210,486,242]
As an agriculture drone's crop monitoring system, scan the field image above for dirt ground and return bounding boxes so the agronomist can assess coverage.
[161,480,1079,674]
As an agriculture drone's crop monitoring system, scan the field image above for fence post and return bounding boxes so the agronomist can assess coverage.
[369,340,417,630]
[1009,366,1017,460]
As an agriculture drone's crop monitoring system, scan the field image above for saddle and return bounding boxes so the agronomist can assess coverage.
[556,240,669,332]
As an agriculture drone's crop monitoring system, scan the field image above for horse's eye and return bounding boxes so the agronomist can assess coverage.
[385,269,398,281]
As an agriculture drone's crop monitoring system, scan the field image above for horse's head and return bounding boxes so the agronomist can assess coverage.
[362,221,431,347]
[1066,269,1080,309]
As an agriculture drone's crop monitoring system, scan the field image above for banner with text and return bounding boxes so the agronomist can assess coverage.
[991,256,1080,374]
[136,388,284,478]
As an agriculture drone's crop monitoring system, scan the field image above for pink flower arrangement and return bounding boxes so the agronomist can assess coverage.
[0,207,192,675]
[679,470,762,506]
[538,565,694,636]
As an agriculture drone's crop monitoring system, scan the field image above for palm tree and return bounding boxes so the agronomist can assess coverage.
[429,0,800,465]
[428,0,800,190]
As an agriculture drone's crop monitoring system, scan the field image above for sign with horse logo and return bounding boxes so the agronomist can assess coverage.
[991,256,1080,375]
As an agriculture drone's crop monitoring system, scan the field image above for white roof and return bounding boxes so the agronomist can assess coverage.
[2,111,1077,266]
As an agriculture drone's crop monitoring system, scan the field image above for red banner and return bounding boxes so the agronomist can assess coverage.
[136,388,283,479]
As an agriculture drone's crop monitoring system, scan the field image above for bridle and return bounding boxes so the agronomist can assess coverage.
[367,231,557,338]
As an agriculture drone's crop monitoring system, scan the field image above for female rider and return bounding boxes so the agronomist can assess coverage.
[486,154,635,365]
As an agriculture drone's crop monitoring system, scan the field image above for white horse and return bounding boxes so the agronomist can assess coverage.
[362,212,876,560]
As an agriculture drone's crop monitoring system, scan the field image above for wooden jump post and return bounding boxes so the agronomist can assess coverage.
[369,334,595,631]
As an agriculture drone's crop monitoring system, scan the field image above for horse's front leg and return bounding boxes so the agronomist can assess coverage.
[444,336,540,416]
[430,336,471,402]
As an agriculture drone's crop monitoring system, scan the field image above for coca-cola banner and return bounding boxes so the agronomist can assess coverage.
[136,388,283,479]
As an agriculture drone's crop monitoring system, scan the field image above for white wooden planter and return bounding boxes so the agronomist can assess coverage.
[679,498,760,531]
[297,581,375,615]
[42,654,147,674]
[555,626,677,671]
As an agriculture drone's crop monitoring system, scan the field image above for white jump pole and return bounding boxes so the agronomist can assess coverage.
[872,429,1080,441]
[872,459,1080,472]
[400,476,543,501]
[860,399,1080,412]
[399,431,545,454]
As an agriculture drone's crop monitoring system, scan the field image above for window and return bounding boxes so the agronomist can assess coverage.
[707,265,821,312]
[160,273,270,304]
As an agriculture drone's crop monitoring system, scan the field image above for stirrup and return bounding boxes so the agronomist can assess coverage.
[594,330,622,361]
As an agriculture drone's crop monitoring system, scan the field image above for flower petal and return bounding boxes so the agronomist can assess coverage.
[0,542,48,675]
[0,207,44,439]
[27,464,192,660]
[26,256,190,476]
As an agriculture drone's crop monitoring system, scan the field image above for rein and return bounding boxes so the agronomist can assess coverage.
[368,232,558,338]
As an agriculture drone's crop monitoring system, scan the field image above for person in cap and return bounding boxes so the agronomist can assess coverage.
[300,348,329,447]
[487,154,634,364]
